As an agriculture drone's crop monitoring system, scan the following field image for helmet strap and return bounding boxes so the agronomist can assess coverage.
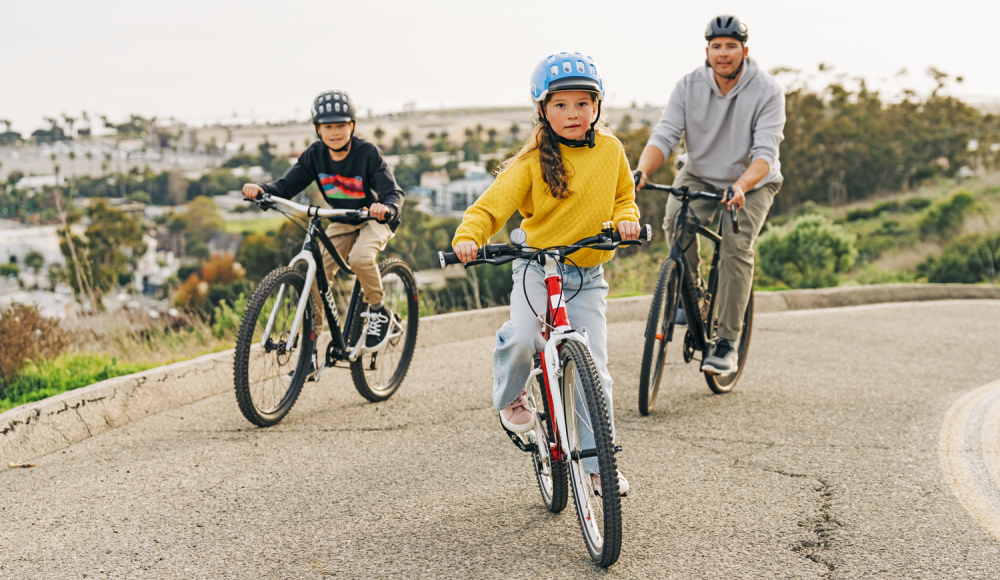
[538,99,601,149]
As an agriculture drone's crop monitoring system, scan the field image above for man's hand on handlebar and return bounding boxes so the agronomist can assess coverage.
[633,170,647,193]
[454,241,479,264]
[617,220,640,241]
[242,183,264,200]
[725,184,746,211]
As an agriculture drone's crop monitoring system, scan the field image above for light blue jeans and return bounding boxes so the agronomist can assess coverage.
[493,259,614,473]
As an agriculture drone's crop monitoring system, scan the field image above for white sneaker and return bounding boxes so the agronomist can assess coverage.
[591,470,629,497]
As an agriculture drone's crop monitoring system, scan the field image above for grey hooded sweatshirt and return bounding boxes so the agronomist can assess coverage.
[648,57,785,191]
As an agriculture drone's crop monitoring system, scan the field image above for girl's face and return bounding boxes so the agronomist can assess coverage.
[317,122,354,149]
[542,91,597,141]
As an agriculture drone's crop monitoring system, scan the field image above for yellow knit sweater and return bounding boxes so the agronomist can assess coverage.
[453,133,640,268]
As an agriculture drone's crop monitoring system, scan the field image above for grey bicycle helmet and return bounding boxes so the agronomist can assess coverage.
[311,90,357,125]
[705,15,748,43]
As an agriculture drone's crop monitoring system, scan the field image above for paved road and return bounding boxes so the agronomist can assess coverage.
[2,300,1000,579]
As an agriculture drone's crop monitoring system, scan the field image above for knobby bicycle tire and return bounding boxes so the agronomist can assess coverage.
[638,258,680,415]
[348,258,419,402]
[234,267,316,427]
[560,340,622,567]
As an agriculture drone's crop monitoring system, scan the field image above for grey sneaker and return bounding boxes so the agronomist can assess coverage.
[702,339,738,375]
[674,304,687,326]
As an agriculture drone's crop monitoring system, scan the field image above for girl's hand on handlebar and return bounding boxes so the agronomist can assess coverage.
[242,183,264,199]
[617,220,640,241]
[454,241,479,264]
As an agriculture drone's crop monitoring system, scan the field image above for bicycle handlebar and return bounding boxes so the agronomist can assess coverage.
[638,181,740,234]
[245,193,391,223]
[438,224,654,269]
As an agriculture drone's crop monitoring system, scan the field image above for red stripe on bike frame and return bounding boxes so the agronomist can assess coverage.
[545,275,570,329]
[540,354,564,462]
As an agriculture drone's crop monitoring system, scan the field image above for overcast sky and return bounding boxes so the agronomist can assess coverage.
[2,0,997,134]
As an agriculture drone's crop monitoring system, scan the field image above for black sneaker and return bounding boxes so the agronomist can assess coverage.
[702,339,738,375]
[364,305,391,350]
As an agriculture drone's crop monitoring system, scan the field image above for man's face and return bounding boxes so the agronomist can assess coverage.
[706,37,748,79]
[317,122,354,149]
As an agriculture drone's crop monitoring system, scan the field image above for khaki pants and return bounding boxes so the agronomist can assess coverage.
[663,167,780,341]
[310,220,394,328]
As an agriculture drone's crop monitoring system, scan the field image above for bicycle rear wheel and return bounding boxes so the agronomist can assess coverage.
[638,258,680,415]
[349,258,419,402]
[704,290,754,394]
[234,267,316,427]
[560,340,622,567]
[527,355,568,513]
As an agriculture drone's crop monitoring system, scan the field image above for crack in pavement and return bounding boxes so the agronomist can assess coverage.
[672,434,844,578]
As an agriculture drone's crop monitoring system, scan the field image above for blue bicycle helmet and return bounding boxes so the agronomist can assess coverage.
[529,52,605,103]
[529,52,605,148]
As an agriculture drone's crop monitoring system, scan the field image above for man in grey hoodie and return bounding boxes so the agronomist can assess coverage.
[634,14,785,375]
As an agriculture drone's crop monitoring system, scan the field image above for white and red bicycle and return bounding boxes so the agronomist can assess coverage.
[439,222,652,567]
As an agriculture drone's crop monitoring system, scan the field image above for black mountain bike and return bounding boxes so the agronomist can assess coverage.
[233,194,419,426]
[637,182,753,415]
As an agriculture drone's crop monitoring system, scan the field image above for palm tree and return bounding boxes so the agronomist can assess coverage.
[85,151,94,176]
[400,128,413,151]
[374,126,385,147]
[62,113,76,139]
[24,251,44,289]
[510,122,520,143]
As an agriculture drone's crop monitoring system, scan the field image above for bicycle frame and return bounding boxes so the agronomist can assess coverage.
[664,199,726,354]
[522,256,592,464]
[255,196,402,366]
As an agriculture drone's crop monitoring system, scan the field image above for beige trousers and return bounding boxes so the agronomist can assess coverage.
[310,220,394,328]
[663,167,780,341]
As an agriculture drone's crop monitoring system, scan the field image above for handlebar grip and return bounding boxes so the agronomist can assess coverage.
[438,251,461,269]
[725,187,741,234]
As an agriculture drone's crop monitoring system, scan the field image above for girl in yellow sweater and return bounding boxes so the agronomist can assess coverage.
[453,53,640,494]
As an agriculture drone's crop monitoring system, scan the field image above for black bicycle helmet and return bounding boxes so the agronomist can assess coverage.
[705,15,748,43]
[311,90,357,125]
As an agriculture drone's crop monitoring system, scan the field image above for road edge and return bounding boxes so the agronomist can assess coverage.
[3,283,999,468]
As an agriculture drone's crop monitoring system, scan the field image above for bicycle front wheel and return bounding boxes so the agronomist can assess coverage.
[560,340,622,567]
[349,258,419,402]
[638,258,680,415]
[233,267,316,427]
[704,290,754,394]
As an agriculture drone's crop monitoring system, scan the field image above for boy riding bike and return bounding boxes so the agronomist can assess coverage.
[242,89,404,355]
[453,53,640,495]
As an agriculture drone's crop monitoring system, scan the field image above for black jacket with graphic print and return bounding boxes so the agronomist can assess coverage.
[260,137,404,229]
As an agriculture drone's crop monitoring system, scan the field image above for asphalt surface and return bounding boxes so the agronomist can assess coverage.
[2,300,1000,579]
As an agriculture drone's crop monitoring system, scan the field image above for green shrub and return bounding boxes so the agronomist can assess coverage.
[0,263,19,277]
[903,197,932,212]
[0,353,152,412]
[919,190,976,239]
[211,293,248,339]
[916,233,1000,284]
[757,214,857,289]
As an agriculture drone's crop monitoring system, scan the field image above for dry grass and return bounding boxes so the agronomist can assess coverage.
[0,304,72,383]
